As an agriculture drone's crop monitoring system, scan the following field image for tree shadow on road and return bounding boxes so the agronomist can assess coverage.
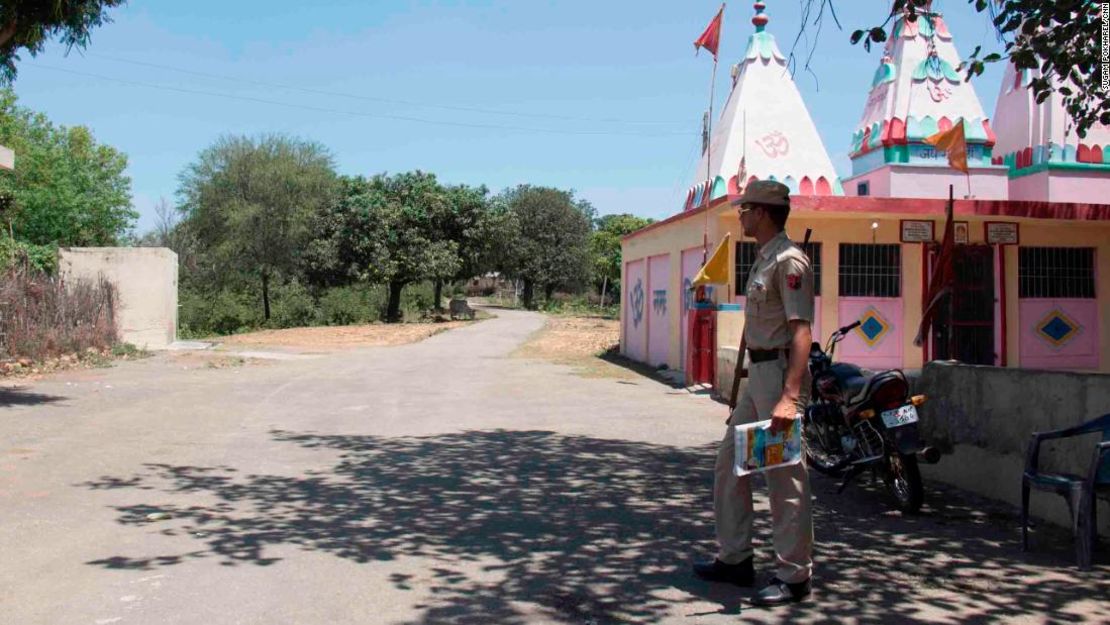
[81,430,1108,624]
[0,386,66,408]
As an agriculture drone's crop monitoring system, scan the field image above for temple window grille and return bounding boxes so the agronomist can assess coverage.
[1018,247,1096,299]
[839,244,901,297]
[735,241,822,296]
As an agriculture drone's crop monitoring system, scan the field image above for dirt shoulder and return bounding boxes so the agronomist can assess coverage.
[210,320,477,352]
[512,315,661,380]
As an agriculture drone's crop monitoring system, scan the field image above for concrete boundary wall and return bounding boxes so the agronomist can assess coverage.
[59,247,178,350]
[914,362,1110,532]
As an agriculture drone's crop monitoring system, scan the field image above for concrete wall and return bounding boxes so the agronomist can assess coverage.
[59,248,178,350]
[913,361,1110,532]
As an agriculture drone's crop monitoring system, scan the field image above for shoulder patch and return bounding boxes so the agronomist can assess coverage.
[786,274,802,290]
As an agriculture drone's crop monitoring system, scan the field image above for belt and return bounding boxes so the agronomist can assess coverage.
[748,348,789,363]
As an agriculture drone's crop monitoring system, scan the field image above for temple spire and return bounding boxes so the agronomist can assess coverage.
[685,1,842,209]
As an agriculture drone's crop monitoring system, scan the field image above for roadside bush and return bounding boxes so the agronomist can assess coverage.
[0,265,118,360]
[179,287,261,337]
[319,286,375,326]
[0,238,57,275]
[270,281,318,328]
[541,292,618,319]
[399,281,436,319]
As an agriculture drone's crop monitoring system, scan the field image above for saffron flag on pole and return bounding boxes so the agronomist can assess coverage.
[923,120,969,173]
[913,190,956,347]
[692,233,731,287]
[694,6,724,60]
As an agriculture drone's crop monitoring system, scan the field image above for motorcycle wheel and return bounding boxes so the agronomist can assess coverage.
[802,428,846,476]
[884,452,924,513]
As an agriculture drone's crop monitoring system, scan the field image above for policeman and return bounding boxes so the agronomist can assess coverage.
[692,180,815,606]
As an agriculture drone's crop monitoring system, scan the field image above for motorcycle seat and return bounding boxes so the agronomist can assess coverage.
[829,363,868,404]
[848,369,909,409]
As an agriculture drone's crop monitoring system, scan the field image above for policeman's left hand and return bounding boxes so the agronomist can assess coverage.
[769,397,799,436]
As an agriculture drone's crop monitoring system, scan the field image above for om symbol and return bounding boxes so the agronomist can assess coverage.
[630,279,645,327]
[756,131,790,158]
[927,82,952,102]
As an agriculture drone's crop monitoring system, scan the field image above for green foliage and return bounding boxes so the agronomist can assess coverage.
[179,287,261,337]
[541,293,619,320]
[0,236,56,273]
[178,133,339,320]
[269,280,318,328]
[0,89,135,245]
[317,285,375,326]
[308,173,460,321]
[844,0,1108,137]
[178,280,443,336]
[498,185,593,309]
[0,1,125,84]
[590,213,654,300]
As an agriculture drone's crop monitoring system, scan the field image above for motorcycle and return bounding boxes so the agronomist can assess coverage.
[803,320,941,513]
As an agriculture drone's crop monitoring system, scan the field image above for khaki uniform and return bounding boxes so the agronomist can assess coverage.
[714,230,814,584]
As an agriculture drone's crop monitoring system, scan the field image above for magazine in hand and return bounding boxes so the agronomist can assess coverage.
[733,417,803,476]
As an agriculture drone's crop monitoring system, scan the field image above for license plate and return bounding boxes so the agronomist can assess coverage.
[881,404,919,428]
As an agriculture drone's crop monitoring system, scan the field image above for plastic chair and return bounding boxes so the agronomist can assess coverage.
[1022,413,1110,569]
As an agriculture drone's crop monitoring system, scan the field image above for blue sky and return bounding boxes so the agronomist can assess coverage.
[9,0,1007,233]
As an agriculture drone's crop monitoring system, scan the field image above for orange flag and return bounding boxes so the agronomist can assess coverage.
[924,120,969,173]
[694,6,724,60]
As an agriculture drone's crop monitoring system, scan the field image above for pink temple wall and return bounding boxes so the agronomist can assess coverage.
[1009,170,1110,204]
[889,169,1009,200]
[837,298,904,370]
[647,254,672,367]
[1018,299,1100,370]
[624,259,647,363]
[680,247,703,369]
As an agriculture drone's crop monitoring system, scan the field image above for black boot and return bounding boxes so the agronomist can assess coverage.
[691,557,755,586]
[750,577,811,606]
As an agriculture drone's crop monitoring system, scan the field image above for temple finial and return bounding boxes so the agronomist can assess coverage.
[752,2,769,32]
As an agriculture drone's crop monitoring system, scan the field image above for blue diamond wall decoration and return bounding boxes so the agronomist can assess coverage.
[1036,309,1080,347]
[861,317,885,341]
[853,307,892,348]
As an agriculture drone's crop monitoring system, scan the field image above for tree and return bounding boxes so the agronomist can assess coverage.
[807,0,1109,137]
[500,185,593,310]
[309,173,460,322]
[0,1,126,84]
[178,134,338,321]
[590,214,654,305]
[0,88,134,246]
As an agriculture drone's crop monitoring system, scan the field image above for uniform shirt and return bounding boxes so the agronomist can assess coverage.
[742,231,815,350]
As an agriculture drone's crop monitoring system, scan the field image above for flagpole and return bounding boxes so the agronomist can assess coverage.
[703,7,723,266]
[946,184,956,360]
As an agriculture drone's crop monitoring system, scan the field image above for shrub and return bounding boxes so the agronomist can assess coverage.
[0,265,118,360]
[400,281,436,319]
[0,238,57,274]
[179,287,261,337]
[270,281,318,328]
[319,286,374,326]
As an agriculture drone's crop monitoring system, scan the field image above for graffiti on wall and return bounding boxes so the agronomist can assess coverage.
[652,289,667,315]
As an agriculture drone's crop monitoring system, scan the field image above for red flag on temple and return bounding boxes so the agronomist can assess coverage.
[914,187,956,348]
[694,6,724,60]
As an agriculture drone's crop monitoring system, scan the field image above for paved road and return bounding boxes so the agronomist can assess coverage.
[1,309,1106,624]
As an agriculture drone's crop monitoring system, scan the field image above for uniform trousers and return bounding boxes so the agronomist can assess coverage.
[714,354,813,583]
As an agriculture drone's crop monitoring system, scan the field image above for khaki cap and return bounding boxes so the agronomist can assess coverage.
[731,180,791,208]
